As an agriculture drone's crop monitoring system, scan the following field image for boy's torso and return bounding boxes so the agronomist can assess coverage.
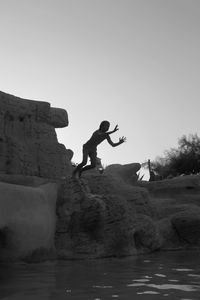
[84,130,108,149]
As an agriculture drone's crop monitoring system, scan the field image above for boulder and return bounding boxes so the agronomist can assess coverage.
[171,208,200,245]
[84,174,155,217]
[0,181,57,261]
[133,215,162,253]
[56,175,160,259]
[56,177,137,258]
[138,175,200,250]
[105,163,141,184]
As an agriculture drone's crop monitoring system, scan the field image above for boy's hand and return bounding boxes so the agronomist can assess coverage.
[119,136,127,143]
[113,125,119,132]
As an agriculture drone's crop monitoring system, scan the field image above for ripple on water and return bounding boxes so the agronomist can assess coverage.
[132,279,150,282]
[154,273,167,277]
[137,291,160,295]
[188,274,200,278]
[127,283,200,292]
[173,268,194,272]
[168,279,179,282]
[93,285,113,289]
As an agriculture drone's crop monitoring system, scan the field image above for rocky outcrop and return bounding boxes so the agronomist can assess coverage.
[104,163,141,184]
[0,179,57,261]
[50,107,68,128]
[55,173,200,258]
[55,174,160,259]
[138,175,200,250]
[2,91,200,261]
[0,91,72,179]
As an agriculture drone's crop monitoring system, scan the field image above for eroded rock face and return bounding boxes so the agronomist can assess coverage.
[55,175,160,259]
[0,91,72,179]
[105,163,141,184]
[3,90,200,260]
[84,174,155,217]
[171,208,200,245]
[56,173,200,258]
[138,175,200,250]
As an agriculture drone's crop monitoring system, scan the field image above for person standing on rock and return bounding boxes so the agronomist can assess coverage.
[72,120,126,178]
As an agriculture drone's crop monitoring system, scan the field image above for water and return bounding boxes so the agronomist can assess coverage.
[0,250,200,299]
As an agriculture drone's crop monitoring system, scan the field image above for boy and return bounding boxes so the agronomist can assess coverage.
[72,120,126,178]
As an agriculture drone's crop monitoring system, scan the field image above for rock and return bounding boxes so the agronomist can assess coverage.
[138,175,200,250]
[0,91,72,179]
[105,163,141,184]
[4,88,200,260]
[133,215,162,253]
[138,175,200,197]
[171,207,200,245]
[84,174,156,218]
[49,107,68,128]
[56,178,137,258]
[55,175,160,258]
[0,181,57,261]
[0,174,50,187]
[156,218,183,250]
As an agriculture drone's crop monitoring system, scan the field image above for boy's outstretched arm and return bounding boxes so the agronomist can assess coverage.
[107,125,119,135]
[106,135,127,147]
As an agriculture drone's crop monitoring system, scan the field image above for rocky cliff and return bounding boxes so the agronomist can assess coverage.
[56,171,160,259]
[55,167,200,259]
[0,91,72,179]
[0,91,73,261]
[1,91,200,262]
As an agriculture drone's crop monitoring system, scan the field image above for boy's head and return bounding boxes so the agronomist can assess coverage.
[99,120,110,132]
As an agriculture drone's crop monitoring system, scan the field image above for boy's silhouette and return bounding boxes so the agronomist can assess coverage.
[72,120,126,178]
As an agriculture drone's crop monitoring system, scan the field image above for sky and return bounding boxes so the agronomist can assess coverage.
[1,0,200,178]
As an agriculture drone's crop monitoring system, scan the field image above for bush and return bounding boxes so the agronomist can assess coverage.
[151,134,200,179]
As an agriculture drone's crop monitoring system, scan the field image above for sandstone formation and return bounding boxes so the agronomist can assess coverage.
[56,173,200,258]
[138,175,200,250]
[1,91,200,262]
[55,174,160,259]
[0,91,72,179]
[104,163,141,184]
[0,91,72,261]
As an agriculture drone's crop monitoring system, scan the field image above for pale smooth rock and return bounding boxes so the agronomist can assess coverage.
[0,181,57,260]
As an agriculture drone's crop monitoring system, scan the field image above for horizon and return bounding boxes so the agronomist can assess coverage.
[1,0,200,180]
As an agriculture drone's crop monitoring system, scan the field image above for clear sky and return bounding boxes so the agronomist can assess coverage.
[1,0,200,177]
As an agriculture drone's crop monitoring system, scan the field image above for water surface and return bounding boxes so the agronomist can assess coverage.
[0,250,200,299]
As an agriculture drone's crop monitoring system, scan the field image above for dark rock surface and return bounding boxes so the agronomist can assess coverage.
[138,175,200,250]
[55,175,160,259]
[0,91,72,179]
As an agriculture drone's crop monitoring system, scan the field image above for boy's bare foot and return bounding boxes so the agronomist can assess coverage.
[72,169,78,178]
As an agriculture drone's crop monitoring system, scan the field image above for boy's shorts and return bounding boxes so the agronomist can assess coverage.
[83,145,97,163]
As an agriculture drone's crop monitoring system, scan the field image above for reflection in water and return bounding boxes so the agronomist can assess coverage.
[0,251,200,299]
[127,282,199,292]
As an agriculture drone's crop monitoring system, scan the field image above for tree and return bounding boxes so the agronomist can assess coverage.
[150,134,200,179]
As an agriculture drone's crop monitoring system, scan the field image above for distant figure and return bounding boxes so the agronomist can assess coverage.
[149,170,156,182]
[72,121,126,178]
[148,159,156,182]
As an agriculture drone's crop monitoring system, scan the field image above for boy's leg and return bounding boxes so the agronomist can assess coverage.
[72,148,88,177]
[80,150,97,174]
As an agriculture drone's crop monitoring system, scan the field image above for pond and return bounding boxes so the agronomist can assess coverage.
[0,250,200,299]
